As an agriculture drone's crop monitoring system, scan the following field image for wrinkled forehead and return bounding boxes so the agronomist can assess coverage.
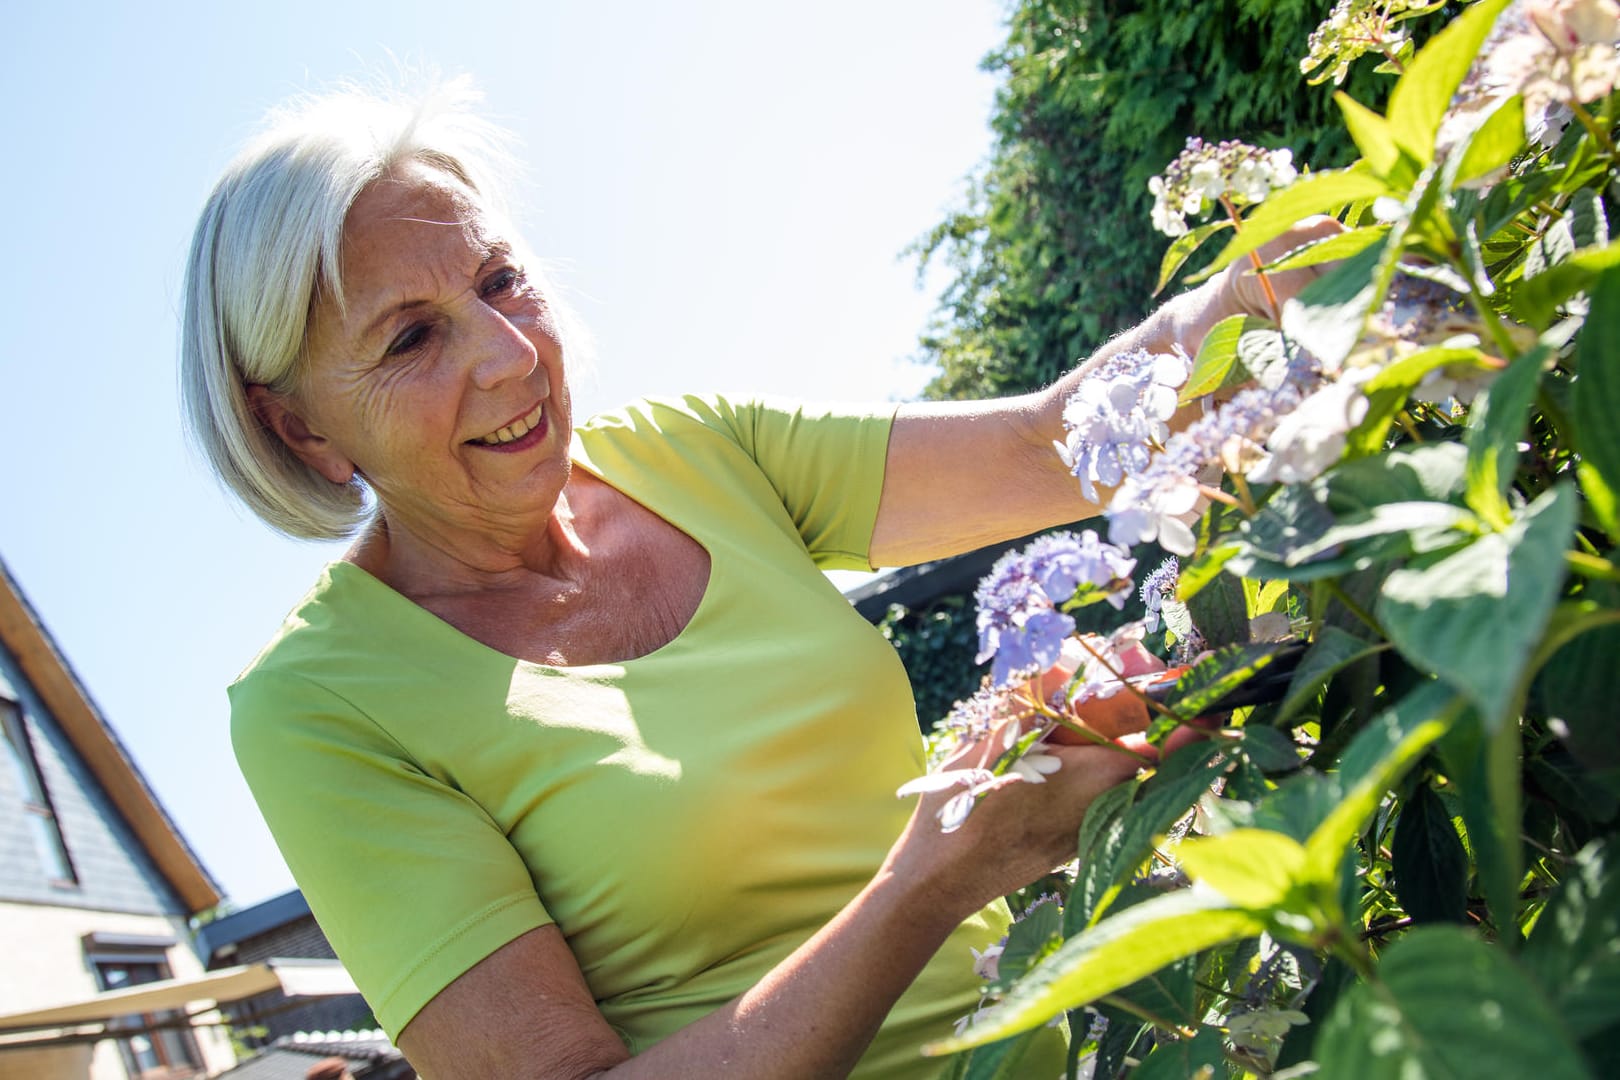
[344,161,498,262]
[303,161,511,352]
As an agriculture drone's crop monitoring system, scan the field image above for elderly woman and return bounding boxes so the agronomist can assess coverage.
[184,85,1316,1079]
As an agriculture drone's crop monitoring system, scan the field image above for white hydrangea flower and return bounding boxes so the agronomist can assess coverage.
[1440,0,1620,164]
[1106,470,1203,555]
[1249,374,1372,485]
[1147,138,1302,237]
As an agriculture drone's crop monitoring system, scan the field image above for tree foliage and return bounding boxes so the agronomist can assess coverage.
[911,0,1400,401]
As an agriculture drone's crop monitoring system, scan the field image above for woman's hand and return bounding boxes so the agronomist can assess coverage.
[1204,214,1348,326]
[867,213,1352,570]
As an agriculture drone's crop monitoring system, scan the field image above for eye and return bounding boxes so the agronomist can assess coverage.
[386,322,432,358]
[480,265,524,299]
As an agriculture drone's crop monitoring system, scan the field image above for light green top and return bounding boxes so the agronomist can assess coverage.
[230,395,1062,1077]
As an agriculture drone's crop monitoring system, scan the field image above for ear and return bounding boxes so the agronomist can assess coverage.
[246,384,356,486]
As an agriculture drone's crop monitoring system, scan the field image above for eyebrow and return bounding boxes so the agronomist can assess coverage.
[355,238,516,348]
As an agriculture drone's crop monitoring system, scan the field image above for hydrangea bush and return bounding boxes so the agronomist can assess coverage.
[908,1,1620,1076]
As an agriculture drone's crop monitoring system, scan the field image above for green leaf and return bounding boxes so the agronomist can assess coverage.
[1129,1026,1223,1080]
[1163,644,1282,718]
[1465,344,1547,527]
[1175,544,1239,602]
[942,1028,1047,1080]
[1251,772,1340,844]
[1579,460,1620,541]
[1088,1005,1141,1080]
[1111,955,1200,1029]
[1185,569,1249,649]
[1314,926,1593,1080]
[1378,484,1578,730]
[1280,239,1386,369]
[923,890,1265,1054]
[1437,709,1524,940]
[1536,590,1620,777]
[1198,166,1394,278]
[1154,218,1233,296]
[1390,782,1469,924]
[1302,680,1460,886]
[1347,344,1487,456]
[1256,223,1390,274]
[1334,92,1402,178]
[1529,749,1620,824]
[1326,439,1470,509]
[1077,742,1227,926]
[1279,500,1477,567]
[1524,839,1620,1039]
[1239,724,1303,774]
[1572,267,1620,505]
[1515,238,1620,329]
[1453,93,1528,187]
[1180,315,1260,403]
[1068,777,1143,935]
[1178,828,1307,909]
[1278,627,1387,724]
[995,898,1063,988]
[1234,444,1478,579]
[1385,0,1516,165]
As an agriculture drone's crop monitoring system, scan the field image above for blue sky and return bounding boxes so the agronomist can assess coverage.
[0,1,1009,908]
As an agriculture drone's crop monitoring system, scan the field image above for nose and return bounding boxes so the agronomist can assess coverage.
[467,302,540,392]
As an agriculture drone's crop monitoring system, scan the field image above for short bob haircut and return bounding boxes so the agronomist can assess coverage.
[181,78,559,541]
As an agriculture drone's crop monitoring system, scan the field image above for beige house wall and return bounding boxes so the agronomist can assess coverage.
[0,901,236,1079]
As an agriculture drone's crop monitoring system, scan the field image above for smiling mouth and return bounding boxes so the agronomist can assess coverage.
[471,403,544,446]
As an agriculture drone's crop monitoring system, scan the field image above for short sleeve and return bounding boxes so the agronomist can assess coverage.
[703,395,897,571]
[229,669,552,1039]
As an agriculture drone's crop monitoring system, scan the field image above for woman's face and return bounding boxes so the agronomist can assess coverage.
[285,162,572,544]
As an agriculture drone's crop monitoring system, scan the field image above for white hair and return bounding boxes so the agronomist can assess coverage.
[181,77,580,540]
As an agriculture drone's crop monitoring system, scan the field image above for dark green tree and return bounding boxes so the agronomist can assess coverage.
[910,0,1397,401]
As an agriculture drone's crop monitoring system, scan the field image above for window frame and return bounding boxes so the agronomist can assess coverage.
[83,935,206,1080]
[0,692,78,887]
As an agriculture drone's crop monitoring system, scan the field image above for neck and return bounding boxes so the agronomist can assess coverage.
[349,481,596,603]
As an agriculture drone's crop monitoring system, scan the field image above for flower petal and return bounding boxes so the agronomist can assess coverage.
[896,768,995,798]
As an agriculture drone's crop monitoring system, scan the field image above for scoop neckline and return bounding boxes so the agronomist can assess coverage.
[324,446,717,676]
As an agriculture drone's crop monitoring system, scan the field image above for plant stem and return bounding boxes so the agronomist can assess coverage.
[1322,579,1384,638]
[1567,550,1620,584]
[1070,633,1182,723]
[1222,195,1284,323]
[1361,915,1414,941]
[1230,473,1258,517]
[1198,483,1244,510]
[1328,930,1378,983]
[1569,97,1617,159]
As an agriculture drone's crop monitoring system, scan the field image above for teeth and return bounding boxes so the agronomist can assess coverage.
[476,404,543,446]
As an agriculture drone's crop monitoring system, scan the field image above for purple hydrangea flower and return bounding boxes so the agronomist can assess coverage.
[974,549,1077,687]
[1024,530,1138,609]
[974,531,1137,686]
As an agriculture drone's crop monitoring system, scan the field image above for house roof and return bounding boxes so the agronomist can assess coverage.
[196,889,313,963]
[0,554,220,913]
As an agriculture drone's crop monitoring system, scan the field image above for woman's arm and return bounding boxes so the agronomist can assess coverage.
[868,220,1341,568]
[396,737,1145,1079]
